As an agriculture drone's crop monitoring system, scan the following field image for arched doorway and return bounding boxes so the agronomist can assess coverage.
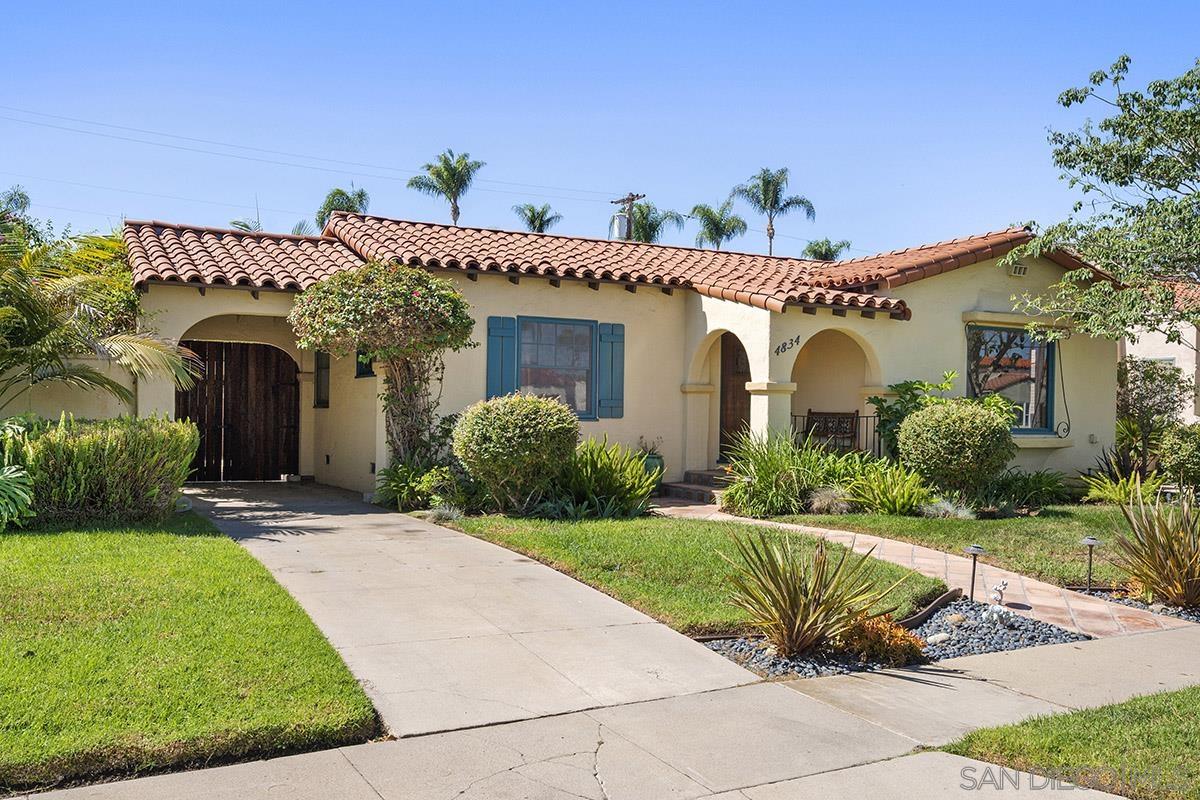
[790,329,879,454]
[176,341,300,481]
[719,332,751,459]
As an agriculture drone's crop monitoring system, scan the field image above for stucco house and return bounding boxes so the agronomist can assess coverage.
[1123,323,1200,424]
[35,214,1118,496]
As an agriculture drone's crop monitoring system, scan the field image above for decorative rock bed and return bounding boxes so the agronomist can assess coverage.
[704,598,1089,679]
[1078,589,1200,625]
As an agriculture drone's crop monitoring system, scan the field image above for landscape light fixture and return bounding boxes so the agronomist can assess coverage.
[1081,536,1102,591]
[964,544,986,601]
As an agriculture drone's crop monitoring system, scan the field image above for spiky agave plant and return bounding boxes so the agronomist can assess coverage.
[1115,487,1200,607]
[721,531,908,658]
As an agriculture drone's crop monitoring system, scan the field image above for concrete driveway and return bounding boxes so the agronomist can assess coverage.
[188,483,755,736]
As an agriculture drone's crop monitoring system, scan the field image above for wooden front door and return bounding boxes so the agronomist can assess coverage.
[176,341,300,481]
[719,332,751,459]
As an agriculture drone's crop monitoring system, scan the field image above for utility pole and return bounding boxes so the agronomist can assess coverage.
[609,192,645,240]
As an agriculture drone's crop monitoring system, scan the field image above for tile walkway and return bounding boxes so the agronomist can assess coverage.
[656,501,1192,638]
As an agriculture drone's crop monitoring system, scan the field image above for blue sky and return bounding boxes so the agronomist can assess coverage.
[3,1,1196,257]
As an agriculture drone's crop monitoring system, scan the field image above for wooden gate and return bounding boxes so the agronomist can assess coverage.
[176,341,300,481]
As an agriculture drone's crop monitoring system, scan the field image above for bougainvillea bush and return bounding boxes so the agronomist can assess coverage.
[288,261,475,464]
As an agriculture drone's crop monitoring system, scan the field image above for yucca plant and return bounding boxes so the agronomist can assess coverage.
[844,462,932,515]
[721,532,908,658]
[1114,488,1200,607]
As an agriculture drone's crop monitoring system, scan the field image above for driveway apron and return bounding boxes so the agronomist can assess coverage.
[187,483,754,736]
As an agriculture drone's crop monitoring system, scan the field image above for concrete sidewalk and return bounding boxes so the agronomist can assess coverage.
[659,502,1191,638]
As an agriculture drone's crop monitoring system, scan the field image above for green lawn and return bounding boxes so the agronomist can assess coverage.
[947,687,1200,800]
[774,505,1128,587]
[455,515,946,636]
[0,513,378,792]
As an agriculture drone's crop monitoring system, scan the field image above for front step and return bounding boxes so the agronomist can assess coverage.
[660,481,724,504]
[683,468,729,487]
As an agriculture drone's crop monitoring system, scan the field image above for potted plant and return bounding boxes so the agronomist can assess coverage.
[638,436,665,495]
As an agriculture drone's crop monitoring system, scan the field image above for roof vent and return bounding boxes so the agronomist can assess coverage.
[1008,261,1029,278]
[609,213,630,241]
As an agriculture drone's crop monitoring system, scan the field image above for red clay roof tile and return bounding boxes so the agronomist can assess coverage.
[124,214,1052,318]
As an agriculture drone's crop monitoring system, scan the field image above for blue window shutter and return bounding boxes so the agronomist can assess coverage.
[486,316,517,398]
[597,323,625,418]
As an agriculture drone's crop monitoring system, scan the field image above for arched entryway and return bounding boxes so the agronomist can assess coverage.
[719,332,751,459]
[790,329,879,454]
[176,341,300,481]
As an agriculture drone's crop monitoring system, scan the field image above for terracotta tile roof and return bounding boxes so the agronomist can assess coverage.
[805,227,1036,290]
[123,220,363,291]
[323,213,908,316]
[124,214,1067,319]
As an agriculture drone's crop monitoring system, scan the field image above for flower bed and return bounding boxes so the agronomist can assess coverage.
[704,598,1088,679]
[1079,589,1200,625]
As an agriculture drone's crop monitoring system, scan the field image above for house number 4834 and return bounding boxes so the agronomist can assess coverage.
[773,335,804,357]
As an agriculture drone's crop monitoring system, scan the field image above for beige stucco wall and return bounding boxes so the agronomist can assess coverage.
[124,254,1118,493]
[11,357,135,420]
[764,255,1117,474]
[1123,325,1200,424]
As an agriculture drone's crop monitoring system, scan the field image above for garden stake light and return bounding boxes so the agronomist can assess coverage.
[1081,536,1101,591]
[964,544,986,601]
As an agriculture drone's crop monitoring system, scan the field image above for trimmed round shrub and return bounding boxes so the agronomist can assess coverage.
[897,400,1015,497]
[1160,424,1200,487]
[451,393,579,512]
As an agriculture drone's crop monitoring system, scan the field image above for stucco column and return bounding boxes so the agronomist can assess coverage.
[680,383,715,472]
[297,371,315,477]
[746,381,796,436]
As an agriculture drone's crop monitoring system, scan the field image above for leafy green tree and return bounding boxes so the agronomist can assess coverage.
[802,238,852,260]
[628,202,684,243]
[407,149,485,226]
[690,200,747,250]
[1006,56,1200,347]
[1,185,52,245]
[730,168,815,255]
[288,261,476,464]
[315,185,370,229]
[512,203,562,233]
[0,222,197,410]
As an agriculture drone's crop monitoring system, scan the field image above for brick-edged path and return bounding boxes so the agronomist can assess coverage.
[656,501,1191,638]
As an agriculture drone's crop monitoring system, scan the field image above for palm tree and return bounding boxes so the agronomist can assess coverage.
[512,203,562,233]
[801,238,852,261]
[690,200,747,251]
[407,149,486,225]
[730,167,815,255]
[229,216,263,233]
[0,224,198,410]
[316,185,370,229]
[628,202,685,244]
[290,220,316,236]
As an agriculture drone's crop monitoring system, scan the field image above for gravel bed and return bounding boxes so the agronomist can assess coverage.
[704,598,1089,679]
[1078,589,1200,624]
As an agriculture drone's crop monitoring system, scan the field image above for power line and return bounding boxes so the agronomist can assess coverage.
[0,109,618,201]
[0,171,309,218]
[0,110,876,254]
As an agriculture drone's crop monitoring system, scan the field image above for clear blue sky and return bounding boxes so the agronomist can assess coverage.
[4,1,1196,257]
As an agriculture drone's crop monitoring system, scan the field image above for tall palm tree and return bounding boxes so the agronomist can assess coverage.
[512,203,562,233]
[628,202,685,244]
[730,167,815,255]
[316,185,370,229]
[690,200,747,251]
[801,238,852,261]
[407,149,486,225]
[0,224,198,410]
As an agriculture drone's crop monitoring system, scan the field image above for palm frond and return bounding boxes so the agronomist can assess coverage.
[290,219,316,236]
[96,333,200,389]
